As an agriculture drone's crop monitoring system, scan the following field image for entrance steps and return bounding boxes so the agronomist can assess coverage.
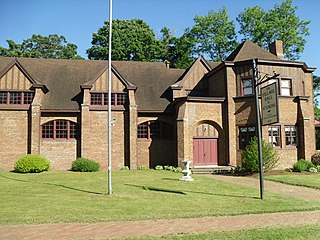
[191,166,233,175]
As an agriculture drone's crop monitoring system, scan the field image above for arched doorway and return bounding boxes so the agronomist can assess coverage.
[193,123,219,167]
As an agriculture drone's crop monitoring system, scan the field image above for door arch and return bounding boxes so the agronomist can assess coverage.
[193,123,219,167]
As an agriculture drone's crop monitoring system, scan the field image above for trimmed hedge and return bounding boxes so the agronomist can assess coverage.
[71,158,100,172]
[14,154,50,173]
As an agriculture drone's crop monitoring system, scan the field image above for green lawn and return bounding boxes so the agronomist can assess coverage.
[265,173,320,189]
[0,170,320,224]
[125,224,320,240]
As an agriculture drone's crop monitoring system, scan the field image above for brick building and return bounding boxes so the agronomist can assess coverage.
[0,40,316,171]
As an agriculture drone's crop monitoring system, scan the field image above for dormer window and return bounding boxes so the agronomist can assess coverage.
[241,78,253,96]
[0,91,34,105]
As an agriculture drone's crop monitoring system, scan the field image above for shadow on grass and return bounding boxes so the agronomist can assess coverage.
[0,174,106,196]
[125,183,259,199]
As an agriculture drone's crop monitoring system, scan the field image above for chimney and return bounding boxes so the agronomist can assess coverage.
[164,60,170,69]
[269,40,284,60]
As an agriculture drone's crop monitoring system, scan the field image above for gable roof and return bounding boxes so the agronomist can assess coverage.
[225,40,280,62]
[0,57,185,111]
[172,55,214,88]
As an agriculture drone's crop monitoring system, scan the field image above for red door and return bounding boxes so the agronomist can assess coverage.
[193,138,218,166]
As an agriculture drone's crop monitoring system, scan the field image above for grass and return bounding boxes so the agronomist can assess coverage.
[265,173,320,189]
[124,224,320,240]
[0,170,320,224]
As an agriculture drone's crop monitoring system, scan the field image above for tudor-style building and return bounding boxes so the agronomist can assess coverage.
[0,40,316,171]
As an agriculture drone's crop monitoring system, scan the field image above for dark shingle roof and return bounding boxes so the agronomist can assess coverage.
[0,57,185,111]
[225,40,279,62]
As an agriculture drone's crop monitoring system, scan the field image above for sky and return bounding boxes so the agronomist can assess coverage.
[0,0,319,75]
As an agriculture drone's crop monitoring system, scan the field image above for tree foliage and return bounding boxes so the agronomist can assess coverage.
[158,28,195,69]
[0,34,82,59]
[187,7,238,62]
[87,19,161,61]
[237,0,310,60]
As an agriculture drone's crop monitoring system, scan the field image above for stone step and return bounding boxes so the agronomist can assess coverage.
[191,166,233,175]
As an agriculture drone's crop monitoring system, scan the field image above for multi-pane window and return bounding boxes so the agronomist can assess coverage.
[280,79,292,96]
[42,120,78,140]
[239,126,256,149]
[242,79,253,95]
[0,91,34,105]
[91,92,126,106]
[0,92,7,104]
[268,126,281,147]
[137,121,173,140]
[285,126,298,147]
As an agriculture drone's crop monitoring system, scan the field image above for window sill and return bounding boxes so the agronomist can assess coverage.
[0,105,30,110]
[89,106,125,111]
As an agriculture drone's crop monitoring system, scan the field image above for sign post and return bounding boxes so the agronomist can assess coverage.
[253,58,280,200]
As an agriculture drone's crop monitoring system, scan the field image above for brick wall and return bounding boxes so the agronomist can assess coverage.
[0,110,29,170]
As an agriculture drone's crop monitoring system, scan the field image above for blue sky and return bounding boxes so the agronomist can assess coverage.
[0,0,318,75]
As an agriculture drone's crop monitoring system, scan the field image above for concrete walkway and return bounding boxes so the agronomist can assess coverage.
[209,175,320,201]
[1,176,319,240]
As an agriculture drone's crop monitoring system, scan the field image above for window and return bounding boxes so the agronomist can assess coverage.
[268,126,281,147]
[285,126,298,147]
[137,121,173,140]
[242,79,253,95]
[41,120,78,140]
[280,79,292,96]
[239,126,256,149]
[0,91,34,105]
[90,92,126,106]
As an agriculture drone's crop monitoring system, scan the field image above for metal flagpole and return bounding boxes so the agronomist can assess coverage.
[108,0,113,195]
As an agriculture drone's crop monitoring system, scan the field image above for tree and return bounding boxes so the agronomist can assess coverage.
[0,34,82,59]
[87,19,161,61]
[237,0,310,60]
[158,28,195,69]
[186,7,238,62]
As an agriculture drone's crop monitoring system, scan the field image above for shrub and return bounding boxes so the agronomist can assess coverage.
[173,167,182,173]
[154,165,163,170]
[164,165,174,171]
[293,159,315,172]
[139,166,148,170]
[241,137,279,173]
[308,167,318,173]
[311,152,320,166]
[120,166,129,170]
[71,158,100,172]
[14,154,50,173]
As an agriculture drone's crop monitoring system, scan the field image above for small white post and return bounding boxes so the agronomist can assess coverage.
[180,160,194,181]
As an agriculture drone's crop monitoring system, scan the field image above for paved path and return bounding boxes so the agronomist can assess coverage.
[209,175,320,201]
[1,176,319,240]
[1,211,320,240]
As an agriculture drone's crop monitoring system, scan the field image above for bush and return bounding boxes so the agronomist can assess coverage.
[71,158,100,172]
[308,167,318,173]
[14,154,50,173]
[293,159,315,172]
[139,166,148,170]
[120,166,129,170]
[154,165,163,170]
[241,137,279,173]
[311,152,320,166]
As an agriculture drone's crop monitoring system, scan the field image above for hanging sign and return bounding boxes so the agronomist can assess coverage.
[261,82,279,126]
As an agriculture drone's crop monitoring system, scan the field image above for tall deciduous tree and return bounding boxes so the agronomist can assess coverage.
[87,19,161,61]
[186,7,238,62]
[237,0,310,60]
[0,34,82,59]
[158,27,195,69]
